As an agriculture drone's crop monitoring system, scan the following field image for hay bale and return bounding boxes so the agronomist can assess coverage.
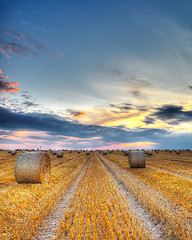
[155,149,159,153]
[103,150,107,155]
[77,150,81,154]
[69,150,72,153]
[128,151,146,168]
[147,149,152,156]
[86,150,90,155]
[14,152,51,184]
[124,150,129,156]
[52,150,57,155]
[175,149,181,154]
[57,151,63,157]
[11,149,17,155]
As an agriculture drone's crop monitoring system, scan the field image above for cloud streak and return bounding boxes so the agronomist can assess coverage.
[0,73,20,94]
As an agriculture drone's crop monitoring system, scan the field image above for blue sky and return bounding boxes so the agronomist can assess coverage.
[0,0,192,149]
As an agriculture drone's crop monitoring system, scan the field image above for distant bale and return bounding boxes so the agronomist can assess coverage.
[14,152,51,184]
[147,149,152,156]
[57,151,63,157]
[86,150,90,155]
[103,150,107,155]
[69,150,72,153]
[128,151,146,168]
[77,150,81,154]
[155,149,159,153]
[124,150,129,156]
[52,150,57,155]
[175,149,181,154]
[11,150,17,155]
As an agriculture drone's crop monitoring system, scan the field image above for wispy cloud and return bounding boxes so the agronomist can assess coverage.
[0,71,20,94]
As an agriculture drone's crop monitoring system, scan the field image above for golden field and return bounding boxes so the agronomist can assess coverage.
[0,149,191,239]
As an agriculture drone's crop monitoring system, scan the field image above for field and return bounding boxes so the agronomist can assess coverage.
[0,150,191,239]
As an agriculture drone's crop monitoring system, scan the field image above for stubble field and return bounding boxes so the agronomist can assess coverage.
[0,149,191,240]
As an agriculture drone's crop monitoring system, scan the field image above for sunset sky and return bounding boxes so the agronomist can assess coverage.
[0,0,192,150]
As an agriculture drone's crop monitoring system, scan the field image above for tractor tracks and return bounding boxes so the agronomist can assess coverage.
[33,153,92,240]
[96,152,165,240]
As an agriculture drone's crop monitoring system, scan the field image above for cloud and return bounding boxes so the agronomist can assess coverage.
[0,28,46,59]
[57,53,64,59]
[188,85,192,89]
[1,105,191,149]
[0,106,169,145]
[99,141,158,150]
[0,75,20,94]
[22,101,39,107]
[0,47,11,59]
[109,103,133,112]
[72,112,86,118]
[67,109,86,118]
[144,104,192,125]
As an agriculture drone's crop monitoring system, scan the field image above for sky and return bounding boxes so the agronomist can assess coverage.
[0,0,192,150]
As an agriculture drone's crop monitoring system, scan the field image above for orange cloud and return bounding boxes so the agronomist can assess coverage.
[13,82,20,85]
[6,88,19,93]
[0,70,2,73]
[6,82,14,87]
[73,112,86,118]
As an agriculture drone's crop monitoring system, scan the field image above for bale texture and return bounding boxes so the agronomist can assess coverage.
[14,152,51,184]
[128,151,146,168]
[57,151,63,157]
[86,150,90,155]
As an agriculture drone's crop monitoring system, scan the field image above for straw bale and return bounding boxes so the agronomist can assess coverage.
[128,151,146,168]
[14,152,51,184]
[52,150,57,155]
[11,149,17,155]
[175,149,181,154]
[147,149,153,155]
[57,151,63,157]
[103,150,107,155]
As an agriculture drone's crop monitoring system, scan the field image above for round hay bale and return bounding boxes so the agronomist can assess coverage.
[11,149,17,155]
[69,150,72,153]
[57,151,63,157]
[52,150,57,155]
[103,150,107,155]
[128,151,146,168]
[77,150,81,154]
[124,150,129,156]
[147,149,152,156]
[155,149,159,153]
[175,149,181,154]
[86,150,90,155]
[14,152,51,184]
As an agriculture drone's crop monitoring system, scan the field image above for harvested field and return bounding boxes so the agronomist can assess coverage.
[0,150,191,239]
